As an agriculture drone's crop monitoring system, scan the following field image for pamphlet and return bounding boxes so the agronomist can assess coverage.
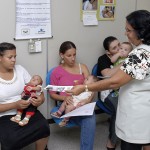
[44,85,73,92]
[60,102,96,118]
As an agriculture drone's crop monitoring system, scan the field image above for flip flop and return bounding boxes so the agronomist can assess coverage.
[51,112,61,118]
[59,119,69,127]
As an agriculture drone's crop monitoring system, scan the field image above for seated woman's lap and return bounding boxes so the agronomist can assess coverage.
[51,105,96,150]
[51,106,78,127]
[0,110,50,150]
[51,106,96,128]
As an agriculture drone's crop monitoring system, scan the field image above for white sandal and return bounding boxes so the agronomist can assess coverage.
[59,119,69,127]
[19,117,29,126]
[51,112,61,118]
[10,115,21,123]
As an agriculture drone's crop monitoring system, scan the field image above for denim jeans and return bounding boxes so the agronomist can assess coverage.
[51,106,96,150]
[71,114,96,150]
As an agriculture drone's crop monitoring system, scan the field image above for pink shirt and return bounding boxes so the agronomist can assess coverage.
[50,65,85,96]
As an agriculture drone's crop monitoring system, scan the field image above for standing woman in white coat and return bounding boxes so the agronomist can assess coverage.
[67,10,150,150]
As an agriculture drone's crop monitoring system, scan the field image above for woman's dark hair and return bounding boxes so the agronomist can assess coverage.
[83,0,87,2]
[103,36,117,50]
[59,41,76,54]
[0,42,16,56]
[126,10,150,45]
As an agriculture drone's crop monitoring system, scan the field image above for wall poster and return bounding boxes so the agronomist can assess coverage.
[81,0,116,21]
[15,0,52,40]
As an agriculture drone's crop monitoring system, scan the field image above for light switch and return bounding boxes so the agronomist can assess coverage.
[35,40,42,52]
[28,39,42,53]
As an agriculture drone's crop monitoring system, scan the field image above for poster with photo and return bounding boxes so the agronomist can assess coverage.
[82,0,98,11]
[99,5,115,20]
[81,0,98,25]
[103,0,114,4]
[98,0,116,20]
[81,0,116,21]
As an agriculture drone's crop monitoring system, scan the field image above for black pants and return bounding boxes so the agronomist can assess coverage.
[0,110,50,150]
[22,95,37,114]
[121,140,150,150]
[103,91,118,145]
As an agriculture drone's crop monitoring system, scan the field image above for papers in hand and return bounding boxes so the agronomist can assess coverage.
[60,102,96,118]
[44,85,73,92]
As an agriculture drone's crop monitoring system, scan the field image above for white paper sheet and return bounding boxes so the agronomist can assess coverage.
[44,85,73,92]
[83,11,98,26]
[15,0,52,39]
[60,102,96,118]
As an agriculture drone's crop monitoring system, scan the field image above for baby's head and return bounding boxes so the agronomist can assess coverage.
[119,42,133,58]
[30,75,43,86]
[84,75,98,84]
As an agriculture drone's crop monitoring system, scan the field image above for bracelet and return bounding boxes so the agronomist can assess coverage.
[85,85,89,92]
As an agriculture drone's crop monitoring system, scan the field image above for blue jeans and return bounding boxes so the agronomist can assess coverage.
[71,114,96,150]
[51,106,96,150]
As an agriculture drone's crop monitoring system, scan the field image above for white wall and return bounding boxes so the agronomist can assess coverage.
[48,0,137,71]
[47,0,137,114]
[137,0,150,10]
[0,0,150,120]
[0,0,150,124]
[0,0,150,149]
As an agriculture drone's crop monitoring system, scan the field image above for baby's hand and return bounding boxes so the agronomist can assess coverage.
[64,96,73,105]
[31,93,36,98]
[26,86,32,91]
[16,99,31,109]
[119,51,125,58]
[76,102,82,108]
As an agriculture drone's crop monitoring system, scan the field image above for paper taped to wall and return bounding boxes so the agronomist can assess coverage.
[44,85,73,92]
